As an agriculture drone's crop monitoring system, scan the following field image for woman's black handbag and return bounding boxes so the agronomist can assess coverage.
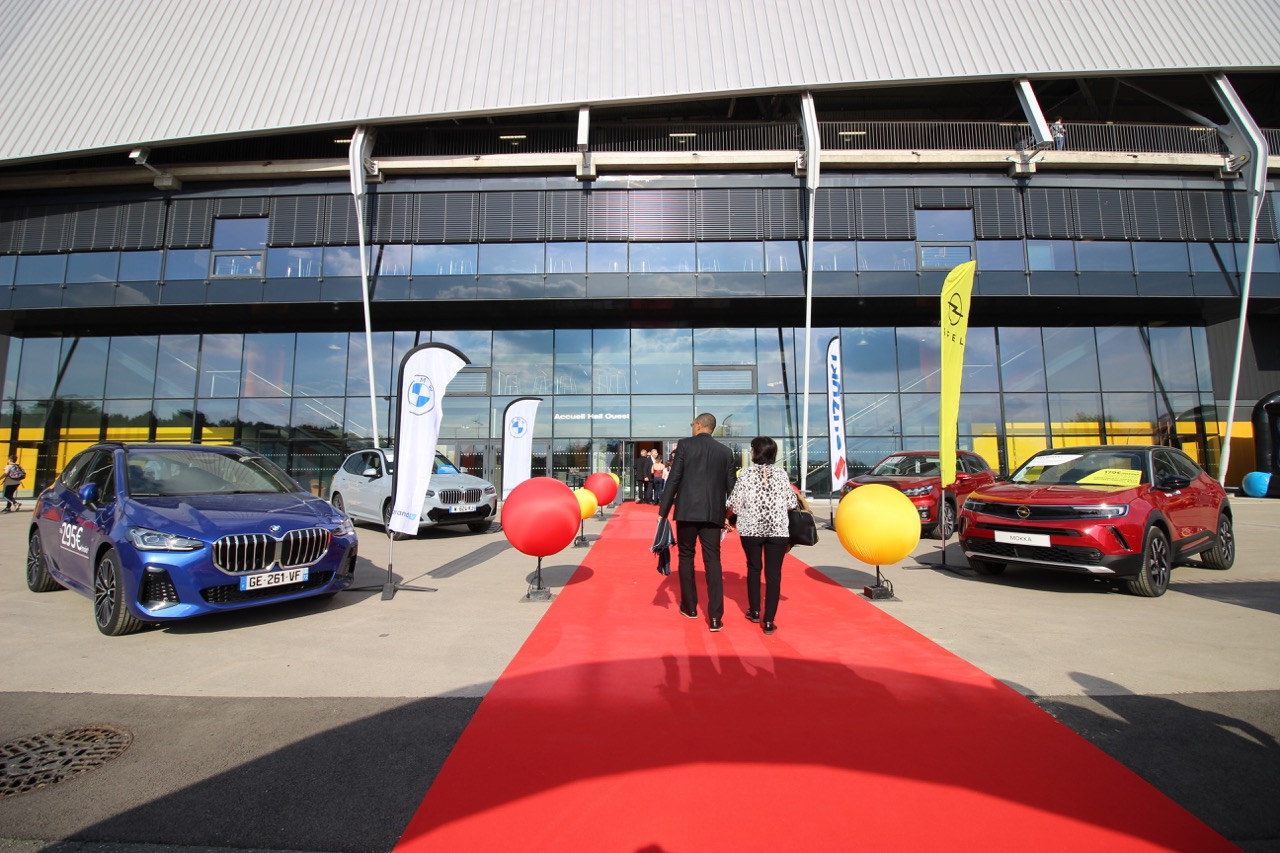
[788,508,818,546]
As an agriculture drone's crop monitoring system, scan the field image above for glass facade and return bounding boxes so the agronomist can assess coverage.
[1,323,1217,500]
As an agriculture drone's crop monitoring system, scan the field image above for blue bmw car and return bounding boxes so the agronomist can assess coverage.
[26,443,358,635]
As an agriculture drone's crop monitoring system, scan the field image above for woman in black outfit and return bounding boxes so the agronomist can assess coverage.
[726,436,798,634]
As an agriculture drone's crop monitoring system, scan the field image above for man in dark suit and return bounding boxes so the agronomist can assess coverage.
[658,413,738,631]
[633,449,654,503]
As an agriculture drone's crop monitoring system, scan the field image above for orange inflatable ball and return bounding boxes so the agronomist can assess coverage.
[573,487,599,520]
[835,483,922,566]
[583,472,618,505]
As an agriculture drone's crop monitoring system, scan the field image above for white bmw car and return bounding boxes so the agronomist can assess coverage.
[330,448,497,535]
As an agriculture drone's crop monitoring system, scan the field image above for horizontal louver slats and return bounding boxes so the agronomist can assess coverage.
[973,187,1024,238]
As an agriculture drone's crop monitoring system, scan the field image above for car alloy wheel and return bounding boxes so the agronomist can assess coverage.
[94,548,144,636]
[1200,512,1235,570]
[1126,526,1171,597]
[27,531,61,592]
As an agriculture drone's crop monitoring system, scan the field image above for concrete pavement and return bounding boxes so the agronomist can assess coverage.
[1,498,1277,852]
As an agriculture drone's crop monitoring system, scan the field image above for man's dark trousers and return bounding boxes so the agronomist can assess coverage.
[675,520,724,619]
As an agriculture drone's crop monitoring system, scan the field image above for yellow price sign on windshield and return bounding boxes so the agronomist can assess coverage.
[1077,468,1143,487]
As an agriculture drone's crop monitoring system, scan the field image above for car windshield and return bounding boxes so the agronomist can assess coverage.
[125,449,297,496]
[868,455,940,477]
[380,452,461,475]
[1009,450,1150,487]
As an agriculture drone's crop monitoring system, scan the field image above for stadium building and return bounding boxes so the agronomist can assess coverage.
[1,0,1278,500]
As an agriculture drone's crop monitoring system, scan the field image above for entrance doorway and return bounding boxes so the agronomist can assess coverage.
[626,440,666,504]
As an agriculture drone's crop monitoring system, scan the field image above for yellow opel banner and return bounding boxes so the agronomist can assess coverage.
[939,261,976,488]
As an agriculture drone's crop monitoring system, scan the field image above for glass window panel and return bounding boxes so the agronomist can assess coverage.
[15,338,64,398]
[1236,242,1280,272]
[346,331,394,397]
[213,218,267,251]
[552,396,591,437]
[1002,393,1049,434]
[593,329,631,394]
[211,253,263,277]
[697,242,762,272]
[1133,242,1190,272]
[997,328,1046,392]
[237,398,290,442]
[958,392,1001,437]
[1096,327,1154,392]
[1189,243,1236,273]
[291,396,345,433]
[197,398,238,444]
[118,250,162,281]
[59,337,110,398]
[412,244,476,276]
[587,243,627,273]
[554,329,591,395]
[755,328,797,397]
[430,330,492,367]
[154,335,199,398]
[632,329,691,393]
[294,332,350,397]
[105,336,158,398]
[344,395,388,442]
[976,241,1025,270]
[694,394,756,439]
[478,243,544,275]
[199,334,244,398]
[843,328,898,393]
[1043,328,1100,392]
[433,397,488,441]
[582,395,627,437]
[694,328,755,365]
[493,330,553,396]
[630,395,692,436]
[104,400,151,442]
[150,400,192,441]
[266,246,322,278]
[15,254,67,284]
[66,252,119,282]
[0,255,15,285]
[765,241,803,272]
[916,209,975,241]
[897,327,940,394]
[899,393,940,435]
[4,338,21,396]
[378,245,412,276]
[858,242,916,270]
[1075,241,1133,271]
[1103,393,1158,438]
[165,249,210,280]
[844,393,900,434]
[1147,326,1199,393]
[242,333,295,397]
[962,327,1000,392]
[919,245,973,269]
[1048,392,1103,444]
[756,393,795,439]
[322,246,369,277]
[812,241,856,271]
[546,242,585,273]
[1027,240,1074,271]
[629,242,694,273]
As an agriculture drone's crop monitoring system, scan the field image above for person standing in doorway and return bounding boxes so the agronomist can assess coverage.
[649,449,666,505]
[1050,117,1066,150]
[726,436,798,635]
[634,448,654,503]
[659,413,737,632]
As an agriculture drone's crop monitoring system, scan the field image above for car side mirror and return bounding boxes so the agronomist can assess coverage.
[78,482,100,505]
[362,468,379,479]
[1156,476,1191,492]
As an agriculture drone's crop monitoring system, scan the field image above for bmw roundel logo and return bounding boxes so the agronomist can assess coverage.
[406,375,436,414]
[269,524,282,533]
[509,416,528,438]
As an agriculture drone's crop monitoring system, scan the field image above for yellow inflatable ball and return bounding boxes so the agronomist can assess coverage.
[573,487,599,521]
[608,472,621,486]
[835,484,922,566]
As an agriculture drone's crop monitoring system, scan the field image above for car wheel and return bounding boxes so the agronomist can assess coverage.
[1200,512,1235,570]
[94,548,145,636]
[933,501,956,540]
[330,492,348,517]
[969,558,1006,576]
[382,501,410,540]
[467,521,491,533]
[27,530,61,592]
[1125,526,1171,597]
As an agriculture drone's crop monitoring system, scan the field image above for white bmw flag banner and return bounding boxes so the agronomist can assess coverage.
[501,396,542,499]
[389,343,470,537]
[826,336,848,493]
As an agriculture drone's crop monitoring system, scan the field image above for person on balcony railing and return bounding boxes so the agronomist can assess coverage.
[1050,117,1066,150]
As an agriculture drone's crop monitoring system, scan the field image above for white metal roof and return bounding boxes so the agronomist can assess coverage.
[2,0,1278,164]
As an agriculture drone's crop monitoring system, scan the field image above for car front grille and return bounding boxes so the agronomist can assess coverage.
[437,488,485,505]
[967,502,1109,522]
[200,570,335,604]
[212,528,332,573]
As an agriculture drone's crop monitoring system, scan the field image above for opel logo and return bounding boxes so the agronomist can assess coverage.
[1016,506,1031,519]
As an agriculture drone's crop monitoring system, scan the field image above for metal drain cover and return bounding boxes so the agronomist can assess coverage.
[0,725,133,799]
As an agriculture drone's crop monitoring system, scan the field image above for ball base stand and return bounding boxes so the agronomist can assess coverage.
[573,518,589,547]
[863,565,897,601]
[524,556,555,602]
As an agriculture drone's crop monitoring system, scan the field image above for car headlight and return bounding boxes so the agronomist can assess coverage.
[483,485,497,495]
[334,517,355,536]
[1069,505,1129,519]
[423,489,436,498]
[127,527,204,552]
[902,485,934,497]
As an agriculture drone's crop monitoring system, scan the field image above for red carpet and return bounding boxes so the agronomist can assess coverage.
[394,503,1234,852]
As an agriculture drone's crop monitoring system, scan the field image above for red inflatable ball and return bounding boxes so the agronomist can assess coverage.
[501,477,582,557]
[583,472,619,505]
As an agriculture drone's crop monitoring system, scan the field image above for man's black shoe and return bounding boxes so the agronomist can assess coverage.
[745,610,761,623]
[709,618,723,632]
[679,605,698,619]
[763,621,777,635]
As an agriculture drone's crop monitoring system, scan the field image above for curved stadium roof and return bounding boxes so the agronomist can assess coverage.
[1,0,1279,165]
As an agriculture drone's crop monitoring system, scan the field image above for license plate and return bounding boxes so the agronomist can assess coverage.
[995,530,1050,548]
[447,504,474,514]
[240,568,309,591]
